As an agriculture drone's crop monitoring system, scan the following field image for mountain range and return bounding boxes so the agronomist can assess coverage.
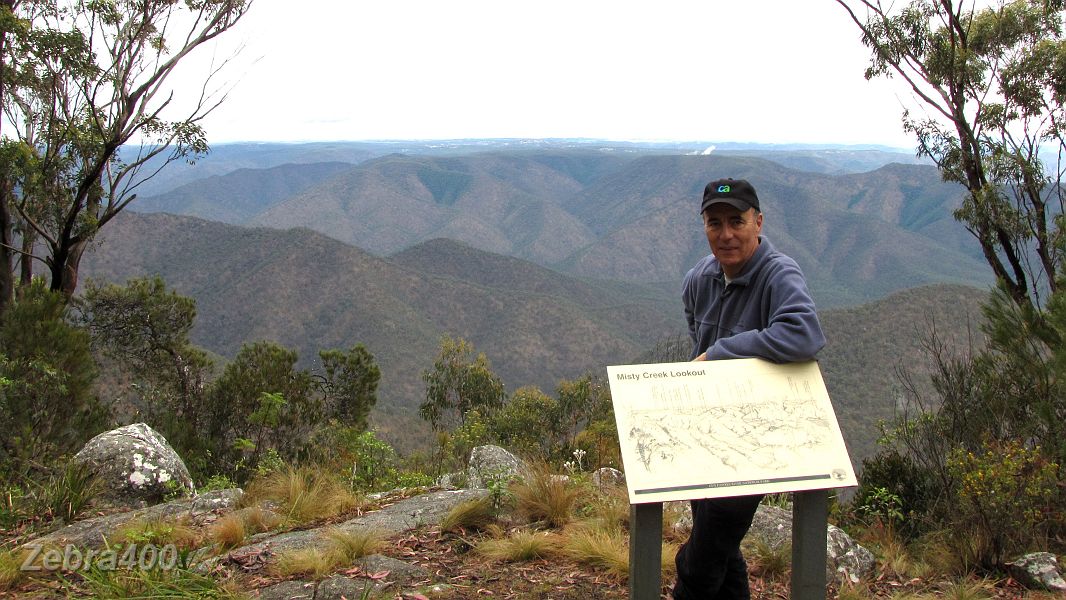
[132,147,989,308]
[83,140,996,460]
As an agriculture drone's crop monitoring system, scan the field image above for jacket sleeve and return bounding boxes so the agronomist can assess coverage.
[681,266,698,349]
[704,261,825,363]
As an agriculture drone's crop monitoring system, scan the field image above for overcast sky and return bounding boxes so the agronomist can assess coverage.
[169,0,921,149]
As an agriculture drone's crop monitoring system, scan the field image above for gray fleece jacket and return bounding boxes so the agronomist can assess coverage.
[682,236,825,362]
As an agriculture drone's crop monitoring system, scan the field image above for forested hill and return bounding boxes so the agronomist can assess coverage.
[132,146,988,308]
[82,211,987,461]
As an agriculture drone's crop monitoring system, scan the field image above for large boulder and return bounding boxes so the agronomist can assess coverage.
[73,423,194,507]
[466,445,524,489]
[1007,552,1066,592]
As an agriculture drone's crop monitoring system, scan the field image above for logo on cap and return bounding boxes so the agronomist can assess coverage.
[717,185,731,193]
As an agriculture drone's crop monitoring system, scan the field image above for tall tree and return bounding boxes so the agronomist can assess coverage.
[0,0,251,305]
[835,0,1066,311]
[420,335,505,431]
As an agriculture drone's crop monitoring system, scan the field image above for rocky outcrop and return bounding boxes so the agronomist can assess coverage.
[466,445,523,489]
[73,423,194,507]
[1007,552,1066,592]
[670,502,877,582]
[592,467,625,488]
[22,489,241,552]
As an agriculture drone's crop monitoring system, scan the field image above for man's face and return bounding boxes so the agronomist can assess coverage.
[702,204,763,278]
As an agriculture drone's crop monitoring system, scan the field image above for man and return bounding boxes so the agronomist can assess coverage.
[673,178,825,600]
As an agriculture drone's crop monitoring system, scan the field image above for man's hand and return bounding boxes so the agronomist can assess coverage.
[692,352,707,361]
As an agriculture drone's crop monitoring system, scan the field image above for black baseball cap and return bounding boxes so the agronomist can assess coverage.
[700,178,760,214]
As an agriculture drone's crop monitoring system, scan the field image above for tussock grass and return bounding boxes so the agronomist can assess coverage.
[939,578,994,600]
[321,528,383,565]
[242,466,360,525]
[441,496,496,533]
[209,513,247,549]
[510,464,585,529]
[661,540,679,580]
[476,529,561,562]
[582,484,629,533]
[272,547,334,579]
[0,548,27,591]
[744,538,790,580]
[210,507,281,549]
[836,581,878,600]
[272,527,383,579]
[559,525,629,578]
[115,516,201,549]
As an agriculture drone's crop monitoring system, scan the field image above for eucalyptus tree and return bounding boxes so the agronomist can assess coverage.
[0,0,252,309]
[835,0,1066,311]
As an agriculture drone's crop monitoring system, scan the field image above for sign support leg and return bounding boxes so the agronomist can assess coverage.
[791,489,828,600]
[629,502,663,600]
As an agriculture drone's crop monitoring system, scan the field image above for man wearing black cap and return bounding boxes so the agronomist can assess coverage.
[673,178,825,600]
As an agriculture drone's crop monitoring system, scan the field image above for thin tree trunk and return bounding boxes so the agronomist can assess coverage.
[0,178,14,315]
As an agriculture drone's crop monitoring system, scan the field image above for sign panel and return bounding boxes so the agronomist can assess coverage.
[607,359,856,504]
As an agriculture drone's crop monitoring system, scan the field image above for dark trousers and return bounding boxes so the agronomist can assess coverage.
[672,494,763,600]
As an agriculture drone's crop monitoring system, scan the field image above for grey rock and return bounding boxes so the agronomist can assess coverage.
[191,488,243,513]
[73,423,194,507]
[436,472,464,490]
[1007,552,1066,592]
[316,575,378,599]
[592,467,625,488]
[22,488,242,552]
[466,445,523,489]
[228,489,488,561]
[253,580,315,599]
[678,502,875,582]
[317,556,430,599]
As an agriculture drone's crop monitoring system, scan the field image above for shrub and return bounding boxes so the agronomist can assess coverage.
[0,279,108,475]
[946,440,1059,568]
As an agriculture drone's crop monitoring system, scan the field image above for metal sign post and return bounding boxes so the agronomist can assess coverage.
[628,491,829,600]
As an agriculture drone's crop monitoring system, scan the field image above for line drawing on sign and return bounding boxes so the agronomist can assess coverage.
[624,376,832,474]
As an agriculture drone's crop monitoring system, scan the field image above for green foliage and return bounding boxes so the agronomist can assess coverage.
[489,386,560,460]
[317,344,380,431]
[946,440,1059,567]
[877,281,1066,566]
[308,425,431,492]
[839,0,1066,310]
[80,276,215,474]
[420,335,504,431]
[207,341,318,479]
[853,450,931,536]
[555,374,613,456]
[0,0,251,298]
[0,279,107,475]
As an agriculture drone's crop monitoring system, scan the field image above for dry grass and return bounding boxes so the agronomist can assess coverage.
[939,578,994,600]
[243,466,360,525]
[476,529,561,562]
[582,484,629,532]
[272,547,334,579]
[115,516,201,549]
[744,538,790,580]
[271,527,383,579]
[0,548,26,591]
[210,507,282,549]
[440,496,496,533]
[510,464,585,529]
[559,524,629,579]
[321,527,383,565]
